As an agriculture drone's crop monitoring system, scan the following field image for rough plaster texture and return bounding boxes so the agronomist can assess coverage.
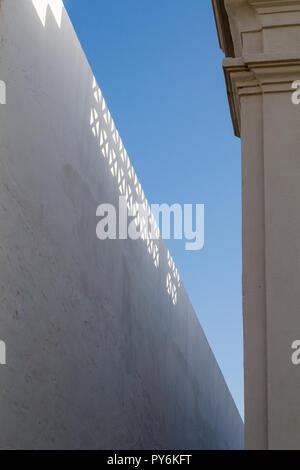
[213,0,300,450]
[0,0,243,449]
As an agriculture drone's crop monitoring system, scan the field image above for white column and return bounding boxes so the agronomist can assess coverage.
[214,0,300,449]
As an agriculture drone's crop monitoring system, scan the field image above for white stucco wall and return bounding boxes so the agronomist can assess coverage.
[0,0,243,449]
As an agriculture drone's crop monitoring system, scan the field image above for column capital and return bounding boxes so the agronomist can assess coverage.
[223,55,300,136]
[212,0,300,136]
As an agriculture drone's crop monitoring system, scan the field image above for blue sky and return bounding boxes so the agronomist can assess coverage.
[63,0,244,418]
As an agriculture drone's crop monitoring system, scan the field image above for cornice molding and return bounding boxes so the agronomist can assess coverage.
[224,55,300,136]
[212,0,300,137]
[212,0,235,57]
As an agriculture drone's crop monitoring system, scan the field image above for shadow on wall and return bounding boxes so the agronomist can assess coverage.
[90,76,181,305]
[31,0,181,307]
[0,80,6,104]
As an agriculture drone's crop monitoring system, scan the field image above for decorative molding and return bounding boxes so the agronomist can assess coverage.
[223,55,300,136]
[249,0,300,14]
[212,0,235,57]
[213,0,300,136]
